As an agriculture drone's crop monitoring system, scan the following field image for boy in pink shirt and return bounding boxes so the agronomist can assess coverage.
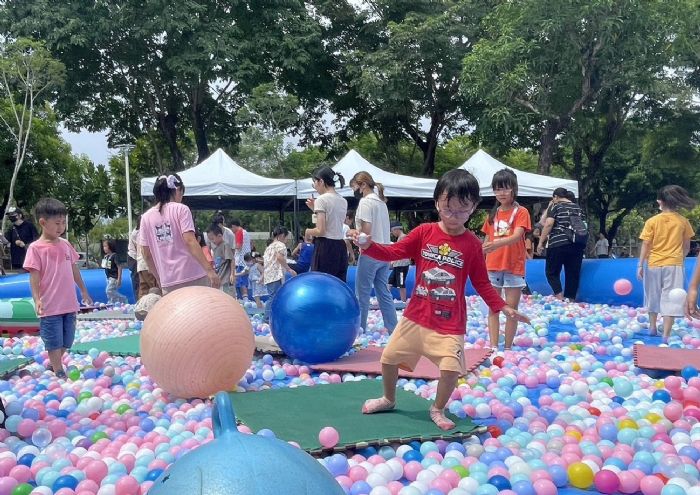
[23,198,92,379]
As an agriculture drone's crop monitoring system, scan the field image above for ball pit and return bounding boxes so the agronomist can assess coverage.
[0,292,698,494]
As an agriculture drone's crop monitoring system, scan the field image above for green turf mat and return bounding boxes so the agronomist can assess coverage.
[230,380,483,454]
[0,358,31,378]
[71,334,141,356]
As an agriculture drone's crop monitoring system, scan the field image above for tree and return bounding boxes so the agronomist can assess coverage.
[0,38,64,230]
[462,0,694,175]
[345,0,487,176]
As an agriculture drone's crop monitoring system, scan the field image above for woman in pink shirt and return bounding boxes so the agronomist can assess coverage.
[139,174,220,295]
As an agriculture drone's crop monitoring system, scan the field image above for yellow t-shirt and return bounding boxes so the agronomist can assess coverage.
[639,212,694,267]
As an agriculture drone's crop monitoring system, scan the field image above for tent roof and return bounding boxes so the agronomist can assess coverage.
[459,149,579,198]
[140,149,297,210]
[296,149,437,201]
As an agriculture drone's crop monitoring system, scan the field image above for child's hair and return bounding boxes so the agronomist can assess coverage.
[434,169,481,207]
[488,168,518,224]
[271,225,289,239]
[212,213,225,225]
[243,253,253,262]
[103,238,117,254]
[153,174,184,212]
[313,166,345,189]
[207,223,223,236]
[230,219,242,227]
[351,171,386,202]
[657,185,696,211]
[552,187,569,199]
[34,198,67,221]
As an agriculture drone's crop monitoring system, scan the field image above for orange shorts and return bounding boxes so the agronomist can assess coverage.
[380,319,466,375]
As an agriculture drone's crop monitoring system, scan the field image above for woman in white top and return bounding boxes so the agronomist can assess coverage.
[350,171,398,332]
[305,166,349,281]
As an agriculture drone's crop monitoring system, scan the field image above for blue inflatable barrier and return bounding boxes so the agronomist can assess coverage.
[346,257,699,307]
[0,269,136,304]
[0,258,697,307]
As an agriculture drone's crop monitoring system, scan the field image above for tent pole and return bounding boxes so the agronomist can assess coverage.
[293,181,299,242]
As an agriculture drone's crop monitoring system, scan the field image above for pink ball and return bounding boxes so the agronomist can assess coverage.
[614,279,633,296]
[318,426,340,449]
[663,402,683,422]
[8,465,31,483]
[639,475,664,495]
[403,461,423,481]
[115,475,139,495]
[84,460,108,483]
[347,466,367,482]
[532,479,557,495]
[594,470,620,494]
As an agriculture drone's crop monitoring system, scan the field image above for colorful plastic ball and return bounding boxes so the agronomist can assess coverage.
[668,288,687,305]
[271,272,360,363]
[681,366,698,381]
[319,427,340,449]
[140,286,255,398]
[652,390,671,403]
[52,475,79,492]
[614,279,633,296]
[567,462,594,489]
[594,470,620,494]
[11,484,33,495]
[31,428,52,448]
[488,475,511,491]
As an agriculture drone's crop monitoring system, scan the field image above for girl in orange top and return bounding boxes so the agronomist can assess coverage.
[481,169,532,351]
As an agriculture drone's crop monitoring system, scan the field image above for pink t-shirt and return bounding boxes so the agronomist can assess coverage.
[138,202,206,288]
[23,238,80,317]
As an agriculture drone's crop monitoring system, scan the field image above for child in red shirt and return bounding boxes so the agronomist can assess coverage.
[481,169,531,351]
[356,169,530,430]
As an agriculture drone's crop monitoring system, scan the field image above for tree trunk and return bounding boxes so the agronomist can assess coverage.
[538,120,560,175]
[157,112,184,170]
[422,139,438,177]
[191,84,210,163]
[597,203,609,237]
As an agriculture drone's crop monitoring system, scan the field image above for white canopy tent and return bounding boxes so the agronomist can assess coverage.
[140,148,298,211]
[296,149,438,210]
[459,149,579,198]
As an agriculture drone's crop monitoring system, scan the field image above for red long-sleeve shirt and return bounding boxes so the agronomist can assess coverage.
[363,223,506,335]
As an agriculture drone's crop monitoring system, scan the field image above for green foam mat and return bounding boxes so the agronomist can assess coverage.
[230,380,482,454]
[71,334,141,356]
[0,358,31,378]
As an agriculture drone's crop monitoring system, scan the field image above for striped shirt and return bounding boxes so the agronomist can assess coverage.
[546,202,583,248]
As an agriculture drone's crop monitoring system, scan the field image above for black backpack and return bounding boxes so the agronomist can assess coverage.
[567,208,589,246]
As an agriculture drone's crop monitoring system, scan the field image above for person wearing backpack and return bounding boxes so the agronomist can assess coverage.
[536,187,586,301]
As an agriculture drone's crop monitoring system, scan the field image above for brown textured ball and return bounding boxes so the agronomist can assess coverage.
[140,286,254,398]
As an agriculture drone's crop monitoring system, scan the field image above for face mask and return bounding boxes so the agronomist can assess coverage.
[353,189,363,200]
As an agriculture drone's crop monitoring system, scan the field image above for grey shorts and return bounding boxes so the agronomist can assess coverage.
[162,276,210,296]
[644,265,685,317]
[488,270,526,289]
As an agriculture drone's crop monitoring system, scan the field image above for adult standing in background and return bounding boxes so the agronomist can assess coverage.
[5,207,38,271]
[351,171,398,332]
[139,174,220,295]
[127,216,141,298]
[595,233,610,258]
[306,166,349,281]
[536,188,585,301]
[231,219,252,299]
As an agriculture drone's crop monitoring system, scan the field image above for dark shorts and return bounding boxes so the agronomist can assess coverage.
[388,266,409,288]
[40,313,77,351]
[311,237,348,282]
[235,266,249,288]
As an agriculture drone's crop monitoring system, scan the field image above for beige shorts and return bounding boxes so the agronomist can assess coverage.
[161,276,210,296]
[380,318,466,375]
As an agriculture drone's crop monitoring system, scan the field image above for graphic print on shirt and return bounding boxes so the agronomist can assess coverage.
[154,223,173,243]
[494,219,512,238]
[416,243,463,320]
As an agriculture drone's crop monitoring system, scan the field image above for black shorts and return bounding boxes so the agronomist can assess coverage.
[388,266,409,288]
[310,237,348,282]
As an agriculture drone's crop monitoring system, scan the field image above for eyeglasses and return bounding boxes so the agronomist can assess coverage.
[493,188,513,194]
[437,204,475,219]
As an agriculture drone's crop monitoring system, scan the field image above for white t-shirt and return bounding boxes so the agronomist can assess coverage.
[314,192,347,240]
[356,193,391,244]
[595,238,609,256]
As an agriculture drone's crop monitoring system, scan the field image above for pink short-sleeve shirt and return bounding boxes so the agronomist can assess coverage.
[23,238,80,317]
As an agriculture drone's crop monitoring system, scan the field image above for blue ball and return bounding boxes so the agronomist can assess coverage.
[146,468,164,481]
[652,390,672,403]
[270,272,360,364]
[682,366,699,381]
[488,475,511,491]
[52,475,79,492]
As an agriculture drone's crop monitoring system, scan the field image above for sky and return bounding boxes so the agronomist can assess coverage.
[59,127,113,166]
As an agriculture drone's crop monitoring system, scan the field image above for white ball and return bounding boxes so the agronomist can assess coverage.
[669,288,687,304]
[358,233,369,245]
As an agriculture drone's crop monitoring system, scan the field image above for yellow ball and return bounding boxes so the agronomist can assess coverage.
[618,419,638,430]
[566,430,582,441]
[572,362,581,372]
[567,462,594,489]
[646,413,661,424]
[481,369,492,377]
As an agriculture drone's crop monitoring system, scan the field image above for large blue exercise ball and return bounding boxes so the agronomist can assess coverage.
[270,272,360,364]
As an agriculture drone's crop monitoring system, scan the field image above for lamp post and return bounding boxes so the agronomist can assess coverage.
[116,144,136,234]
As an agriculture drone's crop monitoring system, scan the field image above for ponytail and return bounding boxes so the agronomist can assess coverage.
[375,182,386,203]
[153,174,184,213]
[334,172,346,189]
